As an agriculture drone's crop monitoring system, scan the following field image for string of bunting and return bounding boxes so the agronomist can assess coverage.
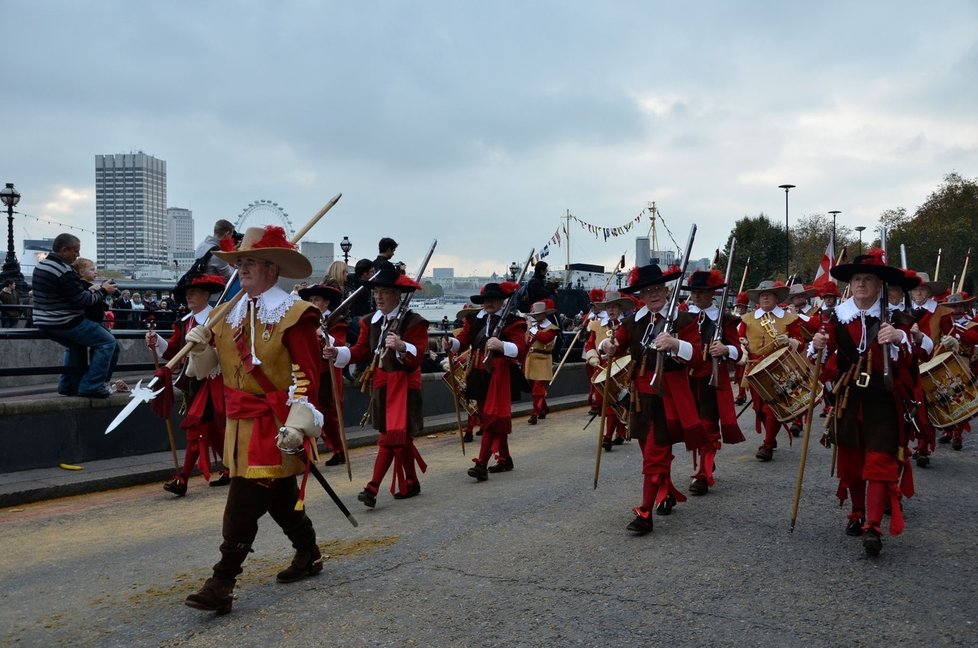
[20,212,97,235]
[537,208,651,261]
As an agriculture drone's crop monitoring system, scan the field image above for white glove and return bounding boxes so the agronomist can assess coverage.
[276,426,305,451]
[774,334,790,348]
[941,335,960,352]
[185,326,212,353]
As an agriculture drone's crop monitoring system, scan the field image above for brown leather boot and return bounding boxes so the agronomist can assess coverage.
[185,578,235,614]
[276,545,324,583]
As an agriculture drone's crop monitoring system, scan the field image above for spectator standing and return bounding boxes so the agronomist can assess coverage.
[373,237,397,269]
[0,279,20,327]
[130,292,145,325]
[195,219,237,281]
[323,260,348,292]
[32,234,119,398]
[113,289,133,327]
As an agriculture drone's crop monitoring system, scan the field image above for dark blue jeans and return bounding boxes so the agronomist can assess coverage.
[45,320,119,395]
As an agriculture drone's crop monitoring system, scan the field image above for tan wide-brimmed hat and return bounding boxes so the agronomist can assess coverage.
[527,300,556,318]
[746,280,790,304]
[593,291,634,311]
[212,225,312,279]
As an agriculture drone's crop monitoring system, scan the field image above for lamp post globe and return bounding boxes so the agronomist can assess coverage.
[339,236,352,264]
[509,261,519,281]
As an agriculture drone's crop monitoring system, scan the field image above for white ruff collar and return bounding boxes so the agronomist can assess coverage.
[916,298,938,313]
[835,297,881,324]
[688,304,719,320]
[183,304,213,325]
[754,306,784,319]
[226,286,298,328]
[634,305,650,321]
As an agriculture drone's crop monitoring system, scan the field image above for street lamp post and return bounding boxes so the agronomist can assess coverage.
[828,210,841,267]
[0,183,24,295]
[778,184,796,279]
[339,236,352,264]
[509,261,519,281]
[855,226,866,255]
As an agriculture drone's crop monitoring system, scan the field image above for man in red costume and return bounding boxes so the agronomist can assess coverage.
[732,290,750,405]
[298,282,348,467]
[524,300,559,425]
[812,249,916,557]
[682,269,745,495]
[935,291,978,450]
[600,264,707,535]
[182,226,325,614]
[147,273,229,496]
[328,262,428,507]
[446,281,528,481]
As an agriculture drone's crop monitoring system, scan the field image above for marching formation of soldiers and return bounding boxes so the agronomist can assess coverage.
[142,218,978,614]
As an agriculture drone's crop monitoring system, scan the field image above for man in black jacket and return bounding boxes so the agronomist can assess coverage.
[32,234,119,398]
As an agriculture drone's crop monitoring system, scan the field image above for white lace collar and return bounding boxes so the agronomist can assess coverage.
[688,303,719,320]
[754,306,784,319]
[835,297,882,324]
[370,307,405,324]
[226,286,298,328]
[183,305,212,325]
[915,298,938,313]
[634,305,650,321]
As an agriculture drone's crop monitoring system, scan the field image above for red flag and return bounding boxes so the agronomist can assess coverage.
[812,235,836,290]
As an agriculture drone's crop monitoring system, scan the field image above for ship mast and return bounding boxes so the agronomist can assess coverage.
[564,208,572,287]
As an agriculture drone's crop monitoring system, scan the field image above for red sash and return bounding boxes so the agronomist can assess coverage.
[371,367,420,445]
[482,356,513,436]
[224,386,290,477]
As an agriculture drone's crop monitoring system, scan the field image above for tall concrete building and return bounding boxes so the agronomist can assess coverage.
[95,152,168,271]
[167,207,196,270]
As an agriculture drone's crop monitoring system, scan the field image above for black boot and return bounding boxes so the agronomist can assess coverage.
[163,474,188,496]
[626,512,653,535]
[468,463,489,482]
[276,545,324,583]
[185,578,235,614]
[863,528,883,557]
[488,457,514,473]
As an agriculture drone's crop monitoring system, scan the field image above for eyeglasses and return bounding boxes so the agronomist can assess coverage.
[640,285,667,295]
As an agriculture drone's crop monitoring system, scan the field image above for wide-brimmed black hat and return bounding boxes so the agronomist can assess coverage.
[365,261,421,293]
[298,282,343,309]
[830,249,905,285]
[681,269,726,292]
[619,264,683,294]
[173,273,226,303]
[470,281,519,304]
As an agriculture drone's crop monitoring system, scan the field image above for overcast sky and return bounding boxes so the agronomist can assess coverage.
[4,1,976,278]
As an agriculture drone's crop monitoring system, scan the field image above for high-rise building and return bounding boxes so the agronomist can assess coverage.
[95,152,168,270]
[167,207,196,270]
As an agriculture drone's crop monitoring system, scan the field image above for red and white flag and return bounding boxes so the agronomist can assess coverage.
[812,234,836,290]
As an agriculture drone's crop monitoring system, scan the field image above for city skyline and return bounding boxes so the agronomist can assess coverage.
[4,2,976,278]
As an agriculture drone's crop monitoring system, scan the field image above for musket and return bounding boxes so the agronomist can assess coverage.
[737,255,751,296]
[648,224,697,392]
[481,248,534,371]
[789,324,826,533]
[359,239,438,394]
[900,244,913,311]
[880,228,893,392]
[934,248,943,282]
[958,247,971,294]
[105,193,343,435]
[709,237,736,388]
[325,269,381,328]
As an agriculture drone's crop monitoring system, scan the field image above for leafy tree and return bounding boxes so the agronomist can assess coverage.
[886,172,978,292]
[720,214,789,291]
[789,213,855,284]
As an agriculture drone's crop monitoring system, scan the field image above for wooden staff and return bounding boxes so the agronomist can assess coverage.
[446,351,466,455]
[593,330,616,489]
[789,333,826,533]
[326,356,352,481]
[148,340,180,470]
[958,247,971,294]
[549,325,584,385]
[934,247,943,282]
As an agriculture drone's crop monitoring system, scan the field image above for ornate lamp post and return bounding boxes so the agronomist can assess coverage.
[855,226,866,255]
[778,184,796,279]
[339,236,352,264]
[828,210,841,268]
[0,183,24,294]
[508,261,519,281]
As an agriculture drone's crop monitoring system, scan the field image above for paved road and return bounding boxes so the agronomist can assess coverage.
[2,406,977,647]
